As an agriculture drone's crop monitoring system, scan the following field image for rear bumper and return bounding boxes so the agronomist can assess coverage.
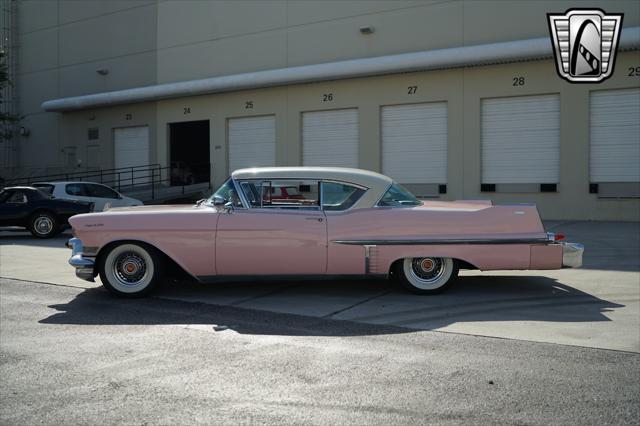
[561,242,584,268]
[66,237,96,282]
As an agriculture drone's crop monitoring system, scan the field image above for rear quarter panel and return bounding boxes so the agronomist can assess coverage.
[326,204,550,273]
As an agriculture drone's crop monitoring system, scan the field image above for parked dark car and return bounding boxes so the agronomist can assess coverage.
[0,186,93,238]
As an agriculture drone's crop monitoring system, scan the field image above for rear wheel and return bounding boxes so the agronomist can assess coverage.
[29,212,58,238]
[98,243,164,297]
[395,257,458,294]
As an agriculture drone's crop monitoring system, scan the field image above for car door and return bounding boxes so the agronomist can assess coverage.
[63,183,94,207]
[215,179,327,275]
[85,183,121,210]
[0,190,31,226]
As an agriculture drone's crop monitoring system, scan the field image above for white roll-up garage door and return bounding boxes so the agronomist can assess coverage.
[228,115,276,172]
[114,126,150,185]
[482,94,560,184]
[302,109,358,167]
[590,88,640,183]
[114,126,149,169]
[381,102,447,183]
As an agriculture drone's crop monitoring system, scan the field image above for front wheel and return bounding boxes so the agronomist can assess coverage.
[29,212,58,238]
[395,257,458,294]
[98,243,164,297]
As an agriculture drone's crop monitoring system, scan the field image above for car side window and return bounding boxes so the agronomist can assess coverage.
[239,180,320,209]
[238,181,262,208]
[6,191,27,203]
[377,183,422,207]
[87,184,119,199]
[266,180,320,209]
[322,182,366,211]
[66,183,88,197]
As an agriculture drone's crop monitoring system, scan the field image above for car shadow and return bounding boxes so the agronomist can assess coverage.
[331,274,626,330]
[39,274,624,337]
[39,284,412,337]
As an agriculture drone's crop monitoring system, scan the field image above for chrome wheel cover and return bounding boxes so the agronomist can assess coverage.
[113,252,147,286]
[104,244,154,293]
[33,216,53,235]
[403,257,453,290]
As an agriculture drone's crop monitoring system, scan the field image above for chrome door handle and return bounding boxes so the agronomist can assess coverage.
[306,217,323,222]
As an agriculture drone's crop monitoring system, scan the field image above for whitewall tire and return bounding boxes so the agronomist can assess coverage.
[396,257,458,294]
[98,243,163,297]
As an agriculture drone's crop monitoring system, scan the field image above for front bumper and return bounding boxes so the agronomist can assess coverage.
[66,237,95,282]
[561,242,584,268]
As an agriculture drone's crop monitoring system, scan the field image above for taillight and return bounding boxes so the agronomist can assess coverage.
[547,232,565,242]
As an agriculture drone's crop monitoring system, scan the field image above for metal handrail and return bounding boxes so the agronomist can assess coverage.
[2,163,162,187]
[2,162,212,202]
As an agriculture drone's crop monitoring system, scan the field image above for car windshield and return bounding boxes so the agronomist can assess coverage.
[377,183,422,207]
[206,178,243,207]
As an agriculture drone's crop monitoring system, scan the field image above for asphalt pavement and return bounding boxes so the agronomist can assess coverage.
[1,278,638,425]
[1,220,639,424]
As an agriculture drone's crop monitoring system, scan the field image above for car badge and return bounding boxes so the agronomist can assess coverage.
[547,9,623,83]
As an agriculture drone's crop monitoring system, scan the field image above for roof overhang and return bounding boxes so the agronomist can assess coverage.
[42,26,640,112]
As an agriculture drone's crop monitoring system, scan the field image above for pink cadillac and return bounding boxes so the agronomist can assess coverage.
[67,167,583,297]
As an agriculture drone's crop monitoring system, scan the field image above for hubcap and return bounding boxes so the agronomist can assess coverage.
[34,216,53,235]
[411,257,445,283]
[420,258,435,273]
[113,252,147,286]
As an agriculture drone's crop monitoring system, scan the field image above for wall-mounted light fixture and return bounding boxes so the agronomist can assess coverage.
[96,68,109,75]
[19,126,30,137]
[359,26,375,35]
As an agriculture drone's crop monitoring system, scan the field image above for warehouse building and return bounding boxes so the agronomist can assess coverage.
[2,0,639,220]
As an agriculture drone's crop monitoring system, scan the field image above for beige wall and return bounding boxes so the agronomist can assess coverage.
[147,51,639,221]
[8,0,640,220]
[12,0,158,177]
[154,0,639,82]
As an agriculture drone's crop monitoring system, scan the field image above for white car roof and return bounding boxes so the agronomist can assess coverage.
[231,167,393,209]
[233,167,391,188]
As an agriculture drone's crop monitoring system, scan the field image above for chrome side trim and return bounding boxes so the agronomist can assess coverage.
[67,237,96,282]
[332,238,550,246]
[561,242,584,268]
[363,245,375,274]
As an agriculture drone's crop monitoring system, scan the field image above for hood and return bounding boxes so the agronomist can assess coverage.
[68,203,218,230]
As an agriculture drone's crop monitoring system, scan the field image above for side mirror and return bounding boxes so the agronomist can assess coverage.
[212,195,227,206]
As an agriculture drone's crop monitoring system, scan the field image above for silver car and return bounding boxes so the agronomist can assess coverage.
[33,182,143,211]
